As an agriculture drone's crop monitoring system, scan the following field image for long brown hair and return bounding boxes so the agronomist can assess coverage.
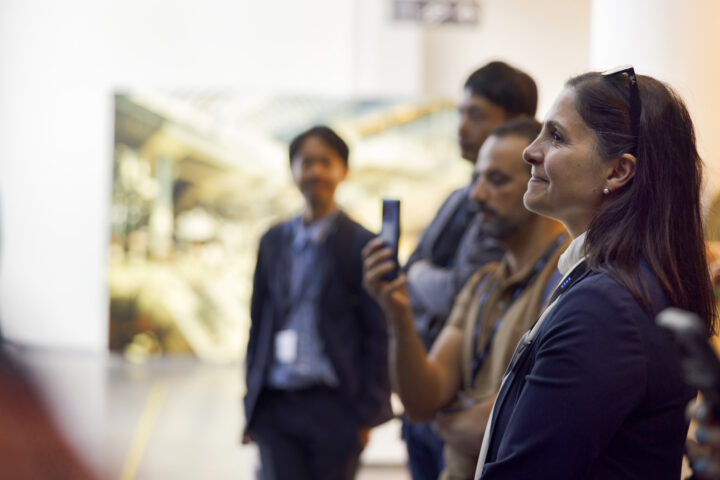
[567,72,717,334]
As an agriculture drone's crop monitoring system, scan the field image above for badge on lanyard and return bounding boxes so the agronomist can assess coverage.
[274,329,298,363]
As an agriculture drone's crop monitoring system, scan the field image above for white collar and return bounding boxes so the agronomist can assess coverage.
[474,230,589,479]
[558,231,587,275]
[292,210,339,250]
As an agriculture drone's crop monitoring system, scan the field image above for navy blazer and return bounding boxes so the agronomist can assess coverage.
[480,264,695,479]
[244,212,392,430]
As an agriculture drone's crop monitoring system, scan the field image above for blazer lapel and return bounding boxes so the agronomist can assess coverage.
[422,187,466,259]
[318,213,344,308]
[269,221,295,322]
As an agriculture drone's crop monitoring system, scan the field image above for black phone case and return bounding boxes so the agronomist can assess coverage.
[380,199,400,281]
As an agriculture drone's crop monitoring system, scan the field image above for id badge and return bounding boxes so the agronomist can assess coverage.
[274,329,298,364]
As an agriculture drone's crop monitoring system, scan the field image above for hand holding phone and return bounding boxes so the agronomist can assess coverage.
[379,199,400,281]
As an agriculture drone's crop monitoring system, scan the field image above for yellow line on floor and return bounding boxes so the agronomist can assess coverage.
[120,380,169,480]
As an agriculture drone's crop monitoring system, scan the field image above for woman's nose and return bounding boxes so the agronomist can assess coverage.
[523,140,541,165]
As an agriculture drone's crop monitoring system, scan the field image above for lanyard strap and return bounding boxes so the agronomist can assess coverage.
[469,235,566,386]
[499,258,592,383]
[546,260,589,306]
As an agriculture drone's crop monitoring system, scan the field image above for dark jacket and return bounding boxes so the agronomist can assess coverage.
[244,212,392,429]
[480,264,694,479]
[405,185,503,348]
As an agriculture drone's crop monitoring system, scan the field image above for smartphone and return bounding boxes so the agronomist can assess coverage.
[656,307,720,418]
[379,199,401,281]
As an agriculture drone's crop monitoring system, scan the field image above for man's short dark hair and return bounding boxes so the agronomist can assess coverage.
[464,61,538,117]
[289,125,349,166]
[491,117,542,144]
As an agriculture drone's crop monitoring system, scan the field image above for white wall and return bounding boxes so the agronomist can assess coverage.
[0,0,112,351]
[422,0,592,116]
[590,0,720,197]
[109,1,354,94]
[0,0,425,351]
[350,0,426,98]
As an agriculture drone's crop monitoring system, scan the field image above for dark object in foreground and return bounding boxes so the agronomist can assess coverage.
[657,307,720,418]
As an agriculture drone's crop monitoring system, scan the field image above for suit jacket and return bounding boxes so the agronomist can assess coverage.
[406,185,503,347]
[479,263,694,479]
[244,211,392,430]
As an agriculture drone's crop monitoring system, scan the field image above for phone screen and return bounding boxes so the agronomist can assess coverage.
[380,199,400,281]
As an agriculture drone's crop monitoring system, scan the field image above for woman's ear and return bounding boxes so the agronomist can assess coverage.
[606,153,637,191]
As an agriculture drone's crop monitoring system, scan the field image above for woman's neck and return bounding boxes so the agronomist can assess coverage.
[504,217,565,275]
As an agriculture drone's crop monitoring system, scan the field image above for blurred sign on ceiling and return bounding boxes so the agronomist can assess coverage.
[393,0,480,25]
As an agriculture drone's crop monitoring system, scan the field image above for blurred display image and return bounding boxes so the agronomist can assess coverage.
[109,92,473,362]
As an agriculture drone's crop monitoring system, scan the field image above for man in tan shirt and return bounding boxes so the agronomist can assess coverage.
[363,117,569,480]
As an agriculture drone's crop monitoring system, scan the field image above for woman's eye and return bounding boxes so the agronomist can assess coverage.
[551,130,564,143]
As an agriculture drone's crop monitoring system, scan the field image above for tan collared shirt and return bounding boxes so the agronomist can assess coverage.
[442,233,570,480]
[473,232,585,477]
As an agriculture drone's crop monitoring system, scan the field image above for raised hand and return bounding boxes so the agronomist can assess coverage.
[361,237,411,324]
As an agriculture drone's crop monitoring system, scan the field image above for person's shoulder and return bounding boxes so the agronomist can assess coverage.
[535,272,644,361]
[444,185,472,207]
[335,211,374,241]
[424,184,472,219]
[462,262,502,293]
[573,269,623,293]
[561,270,639,314]
[574,266,668,313]
[259,218,294,245]
[451,184,472,196]
[547,268,667,340]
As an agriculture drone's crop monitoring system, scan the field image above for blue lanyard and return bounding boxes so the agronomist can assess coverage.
[546,260,589,306]
[469,235,565,386]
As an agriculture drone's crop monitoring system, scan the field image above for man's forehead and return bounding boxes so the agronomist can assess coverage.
[294,138,340,157]
[476,135,528,172]
[459,89,493,108]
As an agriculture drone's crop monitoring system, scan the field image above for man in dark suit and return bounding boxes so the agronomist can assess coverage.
[243,126,392,480]
[403,61,538,480]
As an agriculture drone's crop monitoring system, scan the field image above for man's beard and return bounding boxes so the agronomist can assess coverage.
[478,212,519,241]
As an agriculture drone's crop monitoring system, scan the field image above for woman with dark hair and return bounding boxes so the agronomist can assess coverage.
[474,67,717,479]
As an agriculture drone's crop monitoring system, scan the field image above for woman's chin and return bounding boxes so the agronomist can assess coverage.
[523,191,544,215]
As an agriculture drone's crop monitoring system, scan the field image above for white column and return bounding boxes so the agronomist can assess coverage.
[0,0,112,351]
[590,0,720,197]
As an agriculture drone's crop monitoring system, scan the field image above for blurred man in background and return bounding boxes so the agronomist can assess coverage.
[243,126,391,480]
[365,118,567,480]
[402,61,538,480]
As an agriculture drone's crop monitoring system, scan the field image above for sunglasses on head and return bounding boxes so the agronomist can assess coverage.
[602,64,641,155]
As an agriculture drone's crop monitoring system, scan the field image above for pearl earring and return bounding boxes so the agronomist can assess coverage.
[603,188,610,195]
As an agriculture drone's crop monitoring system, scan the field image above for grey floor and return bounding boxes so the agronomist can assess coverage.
[7,346,696,479]
[10,347,410,480]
